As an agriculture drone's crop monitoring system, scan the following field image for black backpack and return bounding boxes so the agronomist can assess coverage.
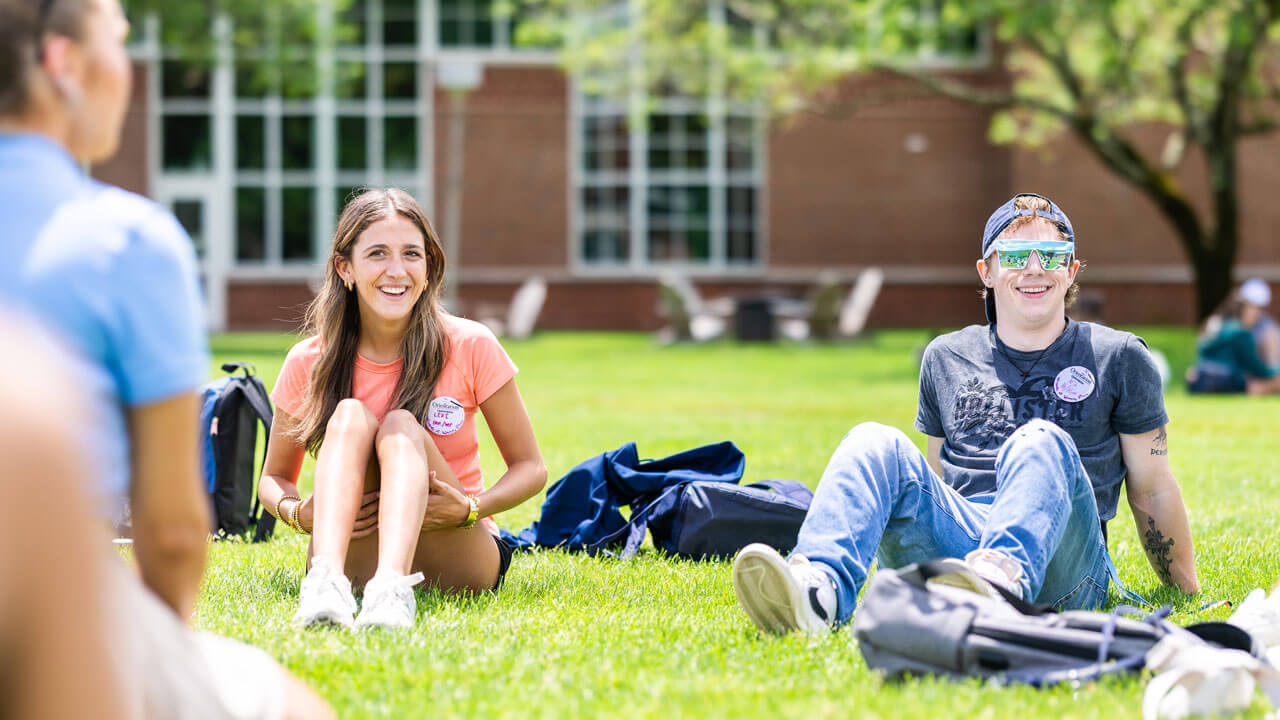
[198,362,276,541]
[592,479,814,560]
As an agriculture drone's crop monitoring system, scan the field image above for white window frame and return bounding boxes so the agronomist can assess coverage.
[568,0,768,277]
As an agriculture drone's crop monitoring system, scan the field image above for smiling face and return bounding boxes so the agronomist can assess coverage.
[335,214,430,329]
[977,218,1080,333]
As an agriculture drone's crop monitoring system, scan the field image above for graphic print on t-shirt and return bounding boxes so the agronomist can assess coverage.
[952,373,1085,449]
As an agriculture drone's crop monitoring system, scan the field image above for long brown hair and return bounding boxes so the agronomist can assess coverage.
[293,188,449,455]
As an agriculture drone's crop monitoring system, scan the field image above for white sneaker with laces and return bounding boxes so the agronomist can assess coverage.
[294,557,357,628]
[732,543,837,635]
[355,572,425,631]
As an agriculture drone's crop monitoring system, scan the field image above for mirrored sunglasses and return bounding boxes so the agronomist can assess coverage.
[994,239,1075,271]
[998,248,1073,271]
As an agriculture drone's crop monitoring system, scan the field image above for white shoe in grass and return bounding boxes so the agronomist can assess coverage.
[1228,585,1280,648]
[732,543,836,635]
[294,557,357,629]
[929,549,1024,601]
[355,572,425,631]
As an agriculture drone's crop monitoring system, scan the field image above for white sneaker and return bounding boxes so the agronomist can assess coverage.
[294,557,357,628]
[355,572,425,631]
[965,548,1024,599]
[929,549,1024,601]
[732,543,837,635]
[1228,585,1280,647]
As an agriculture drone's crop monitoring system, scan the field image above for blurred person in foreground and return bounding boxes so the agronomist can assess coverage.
[732,193,1198,635]
[0,316,125,719]
[1186,282,1280,395]
[0,0,331,716]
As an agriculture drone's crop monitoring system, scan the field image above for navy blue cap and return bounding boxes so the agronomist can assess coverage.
[981,193,1074,258]
[981,193,1075,323]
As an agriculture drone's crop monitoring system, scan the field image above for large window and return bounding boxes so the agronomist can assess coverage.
[438,0,550,50]
[576,96,763,270]
[153,0,426,266]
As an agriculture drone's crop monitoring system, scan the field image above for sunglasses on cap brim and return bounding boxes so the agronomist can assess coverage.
[993,238,1075,271]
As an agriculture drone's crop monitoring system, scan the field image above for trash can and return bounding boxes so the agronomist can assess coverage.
[735,297,775,342]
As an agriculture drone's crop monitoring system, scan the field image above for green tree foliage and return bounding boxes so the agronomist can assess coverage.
[122,0,362,98]
[516,0,1280,320]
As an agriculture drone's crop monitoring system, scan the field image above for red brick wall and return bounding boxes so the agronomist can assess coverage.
[769,74,1012,268]
[433,67,568,268]
[227,281,314,330]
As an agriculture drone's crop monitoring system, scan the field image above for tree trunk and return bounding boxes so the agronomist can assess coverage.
[1189,234,1236,322]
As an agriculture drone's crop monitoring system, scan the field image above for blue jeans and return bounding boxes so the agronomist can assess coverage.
[793,419,1110,624]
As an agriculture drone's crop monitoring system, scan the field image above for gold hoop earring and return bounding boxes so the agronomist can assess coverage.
[344,279,353,292]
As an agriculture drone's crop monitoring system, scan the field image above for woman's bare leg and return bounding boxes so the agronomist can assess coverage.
[310,399,379,572]
[372,410,431,577]
[340,421,500,592]
[409,430,501,593]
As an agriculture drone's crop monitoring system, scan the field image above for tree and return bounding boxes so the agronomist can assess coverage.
[515,0,1280,320]
[121,0,355,97]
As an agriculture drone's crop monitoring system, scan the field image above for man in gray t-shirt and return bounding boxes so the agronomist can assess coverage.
[732,193,1199,635]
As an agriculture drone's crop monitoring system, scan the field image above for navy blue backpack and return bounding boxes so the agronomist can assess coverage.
[198,363,275,541]
[502,441,813,559]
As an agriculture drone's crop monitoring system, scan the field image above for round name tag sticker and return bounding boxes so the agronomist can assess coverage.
[1054,366,1096,402]
[426,396,465,436]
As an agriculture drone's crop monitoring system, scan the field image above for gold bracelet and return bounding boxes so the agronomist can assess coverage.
[274,494,301,524]
[288,497,309,535]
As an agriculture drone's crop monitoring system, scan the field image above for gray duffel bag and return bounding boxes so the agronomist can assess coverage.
[853,560,1261,686]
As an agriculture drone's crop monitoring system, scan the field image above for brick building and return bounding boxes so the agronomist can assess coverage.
[98,0,1280,332]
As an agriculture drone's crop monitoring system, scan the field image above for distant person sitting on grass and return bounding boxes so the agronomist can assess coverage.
[732,193,1199,635]
[1241,278,1280,369]
[1186,284,1280,395]
[0,1,331,715]
[258,188,548,630]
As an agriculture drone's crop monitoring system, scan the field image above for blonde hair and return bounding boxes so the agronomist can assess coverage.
[292,188,449,455]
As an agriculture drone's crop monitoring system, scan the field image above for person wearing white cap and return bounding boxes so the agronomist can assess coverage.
[1240,278,1280,368]
[1187,282,1280,395]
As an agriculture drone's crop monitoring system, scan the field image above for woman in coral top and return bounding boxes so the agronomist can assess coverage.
[258,188,547,630]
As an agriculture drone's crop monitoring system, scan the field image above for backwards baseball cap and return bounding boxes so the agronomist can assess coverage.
[981,193,1076,323]
[1240,278,1271,307]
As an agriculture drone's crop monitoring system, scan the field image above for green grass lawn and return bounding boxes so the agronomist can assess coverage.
[199,329,1279,719]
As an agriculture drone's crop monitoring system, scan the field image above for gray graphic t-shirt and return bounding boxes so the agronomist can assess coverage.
[914,320,1167,521]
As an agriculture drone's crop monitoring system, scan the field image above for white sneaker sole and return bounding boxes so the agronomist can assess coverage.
[732,543,815,635]
[294,608,354,629]
[354,615,414,631]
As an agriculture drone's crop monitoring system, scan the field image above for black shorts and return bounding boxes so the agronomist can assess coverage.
[492,532,513,590]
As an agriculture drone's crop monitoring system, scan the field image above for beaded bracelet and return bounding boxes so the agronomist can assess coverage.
[274,494,301,526]
[288,497,309,535]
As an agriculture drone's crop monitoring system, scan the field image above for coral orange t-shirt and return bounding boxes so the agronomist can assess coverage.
[271,315,518,533]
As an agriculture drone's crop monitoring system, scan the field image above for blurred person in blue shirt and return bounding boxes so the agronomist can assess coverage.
[0,1,331,717]
[0,0,208,618]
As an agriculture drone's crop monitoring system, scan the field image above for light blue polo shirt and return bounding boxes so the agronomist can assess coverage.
[0,133,209,522]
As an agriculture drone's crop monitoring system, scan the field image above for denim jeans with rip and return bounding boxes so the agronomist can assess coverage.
[792,418,1110,625]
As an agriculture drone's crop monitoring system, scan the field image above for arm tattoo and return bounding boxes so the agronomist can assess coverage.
[1144,517,1175,584]
[1150,427,1168,456]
